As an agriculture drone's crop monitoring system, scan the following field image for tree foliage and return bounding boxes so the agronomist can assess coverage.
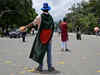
[64,0,100,34]
[0,0,37,29]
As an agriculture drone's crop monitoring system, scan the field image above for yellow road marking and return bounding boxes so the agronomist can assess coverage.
[24,67,28,70]
[4,60,12,64]
[58,61,64,64]
[19,71,25,74]
[27,68,35,72]
[96,70,100,72]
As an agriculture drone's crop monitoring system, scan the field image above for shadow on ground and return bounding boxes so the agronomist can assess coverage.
[33,70,61,74]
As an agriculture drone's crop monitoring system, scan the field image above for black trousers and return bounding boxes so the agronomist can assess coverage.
[22,32,26,42]
[76,33,81,40]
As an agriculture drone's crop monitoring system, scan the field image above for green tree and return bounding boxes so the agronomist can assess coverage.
[64,0,100,34]
[0,0,37,36]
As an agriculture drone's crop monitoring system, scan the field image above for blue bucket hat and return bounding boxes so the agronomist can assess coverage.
[41,3,51,11]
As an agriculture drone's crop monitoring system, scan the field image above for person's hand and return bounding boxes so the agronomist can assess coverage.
[26,23,33,28]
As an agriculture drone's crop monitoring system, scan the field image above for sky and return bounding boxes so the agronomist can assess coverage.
[32,0,88,21]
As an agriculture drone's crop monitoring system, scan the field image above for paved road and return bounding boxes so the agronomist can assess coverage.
[0,32,99,75]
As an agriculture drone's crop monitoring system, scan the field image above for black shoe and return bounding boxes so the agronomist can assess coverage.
[22,40,26,42]
[48,67,55,72]
[36,66,43,72]
[65,49,70,52]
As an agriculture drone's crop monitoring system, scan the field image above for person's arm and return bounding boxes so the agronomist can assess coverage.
[26,15,41,29]
[25,22,33,28]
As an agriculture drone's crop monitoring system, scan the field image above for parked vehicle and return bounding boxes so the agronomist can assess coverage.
[9,29,22,38]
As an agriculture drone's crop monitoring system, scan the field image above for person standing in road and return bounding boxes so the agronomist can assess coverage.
[76,26,81,40]
[26,3,55,72]
[20,26,27,42]
[60,18,69,51]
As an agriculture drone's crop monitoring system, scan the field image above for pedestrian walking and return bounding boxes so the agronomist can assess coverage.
[60,18,69,51]
[26,3,55,72]
[20,26,27,42]
[94,26,99,36]
[76,26,81,40]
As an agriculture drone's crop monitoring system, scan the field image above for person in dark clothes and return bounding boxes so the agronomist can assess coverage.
[20,26,27,42]
[76,26,81,40]
[22,31,26,42]
[26,3,55,72]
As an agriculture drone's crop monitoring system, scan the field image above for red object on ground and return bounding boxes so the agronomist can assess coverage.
[40,29,52,44]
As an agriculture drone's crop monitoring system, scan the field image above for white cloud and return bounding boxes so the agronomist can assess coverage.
[32,0,83,21]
